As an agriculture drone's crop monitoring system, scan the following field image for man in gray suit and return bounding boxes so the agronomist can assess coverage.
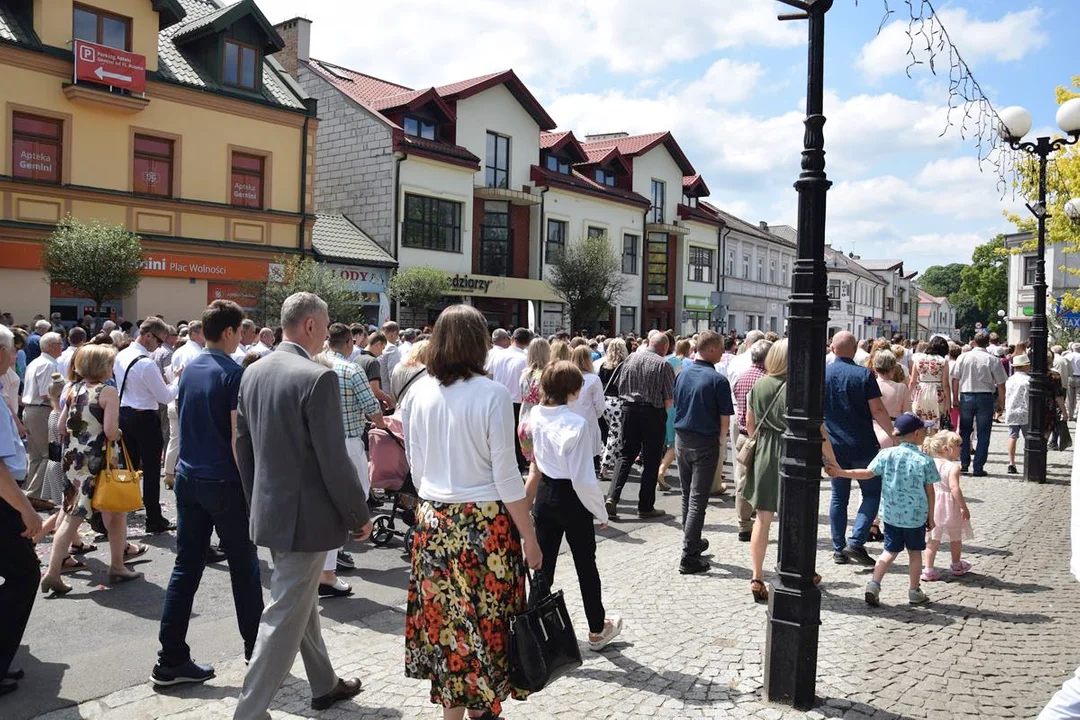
[233,292,373,719]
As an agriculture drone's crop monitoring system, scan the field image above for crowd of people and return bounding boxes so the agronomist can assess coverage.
[0,302,1076,718]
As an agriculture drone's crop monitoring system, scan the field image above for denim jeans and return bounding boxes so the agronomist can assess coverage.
[829,476,881,552]
[158,473,263,667]
[675,430,720,560]
[959,392,995,472]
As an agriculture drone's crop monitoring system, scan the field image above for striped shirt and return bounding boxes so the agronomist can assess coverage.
[616,349,674,409]
[327,350,381,438]
[733,364,766,433]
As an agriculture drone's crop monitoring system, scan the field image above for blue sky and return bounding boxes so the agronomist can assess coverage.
[257,0,1074,271]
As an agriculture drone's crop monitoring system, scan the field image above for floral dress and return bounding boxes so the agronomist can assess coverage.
[517,369,543,461]
[911,353,948,429]
[62,382,114,518]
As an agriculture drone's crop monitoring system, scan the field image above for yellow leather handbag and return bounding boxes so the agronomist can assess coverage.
[91,440,143,513]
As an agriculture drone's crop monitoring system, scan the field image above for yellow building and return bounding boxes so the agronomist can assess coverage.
[0,0,321,325]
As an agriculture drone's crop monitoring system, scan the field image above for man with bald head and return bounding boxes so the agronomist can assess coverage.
[825,331,895,566]
[251,328,275,358]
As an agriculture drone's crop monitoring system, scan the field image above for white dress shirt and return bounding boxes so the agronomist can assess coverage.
[21,353,58,405]
[56,345,77,380]
[251,341,273,358]
[230,343,249,366]
[115,342,178,410]
[529,404,608,523]
[486,345,527,403]
[2,367,19,418]
[568,372,605,456]
[403,374,525,504]
[379,342,401,380]
[170,339,204,376]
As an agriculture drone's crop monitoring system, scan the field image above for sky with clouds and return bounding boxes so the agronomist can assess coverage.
[255,0,1075,272]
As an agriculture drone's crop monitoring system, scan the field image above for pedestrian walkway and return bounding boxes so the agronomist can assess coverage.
[28,423,1080,719]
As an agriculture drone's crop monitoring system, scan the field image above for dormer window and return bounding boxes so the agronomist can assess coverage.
[73,4,131,51]
[404,116,437,140]
[224,39,259,90]
[684,194,698,208]
[545,154,570,175]
[594,168,615,187]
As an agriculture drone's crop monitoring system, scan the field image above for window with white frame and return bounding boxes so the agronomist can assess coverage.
[742,252,751,279]
[726,249,735,276]
[687,246,713,284]
[1023,256,1037,286]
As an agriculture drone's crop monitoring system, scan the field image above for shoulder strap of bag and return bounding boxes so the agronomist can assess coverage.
[748,381,786,441]
[397,368,424,402]
[118,355,146,404]
[603,362,624,396]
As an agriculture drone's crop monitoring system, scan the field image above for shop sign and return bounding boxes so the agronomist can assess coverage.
[444,273,561,302]
[207,282,258,307]
[143,253,270,282]
[74,40,146,93]
[1022,306,1034,317]
[684,295,714,311]
[325,265,388,294]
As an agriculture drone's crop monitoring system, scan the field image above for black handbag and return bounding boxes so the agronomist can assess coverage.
[508,570,582,692]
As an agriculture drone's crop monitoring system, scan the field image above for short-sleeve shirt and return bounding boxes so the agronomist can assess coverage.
[176,348,243,482]
[616,349,675,409]
[950,347,1007,393]
[356,351,381,385]
[867,442,938,528]
[824,357,882,468]
[673,360,734,436]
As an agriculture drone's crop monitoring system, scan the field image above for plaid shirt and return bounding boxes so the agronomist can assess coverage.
[733,364,766,433]
[327,350,380,438]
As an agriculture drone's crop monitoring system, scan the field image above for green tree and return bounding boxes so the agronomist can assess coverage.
[917,263,965,298]
[245,255,361,326]
[1007,76,1080,308]
[387,266,451,320]
[547,234,627,333]
[42,216,144,326]
[959,235,1008,318]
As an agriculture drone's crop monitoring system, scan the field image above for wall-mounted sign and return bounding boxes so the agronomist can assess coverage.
[325,265,388,295]
[444,273,561,302]
[74,40,146,93]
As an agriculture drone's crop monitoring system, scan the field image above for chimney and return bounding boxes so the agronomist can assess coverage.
[758,221,769,231]
[273,17,311,78]
[584,132,630,142]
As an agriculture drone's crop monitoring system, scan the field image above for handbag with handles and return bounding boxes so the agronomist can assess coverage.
[737,382,786,475]
[509,570,582,692]
[91,440,143,513]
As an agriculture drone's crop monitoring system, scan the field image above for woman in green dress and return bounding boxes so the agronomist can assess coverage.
[745,339,839,602]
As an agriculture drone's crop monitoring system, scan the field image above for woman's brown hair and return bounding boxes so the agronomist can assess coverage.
[570,345,594,374]
[541,360,584,405]
[426,304,490,385]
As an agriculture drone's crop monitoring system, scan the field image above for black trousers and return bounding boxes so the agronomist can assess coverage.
[606,403,666,513]
[120,408,164,524]
[512,402,528,471]
[0,506,38,677]
[533,475,605,634]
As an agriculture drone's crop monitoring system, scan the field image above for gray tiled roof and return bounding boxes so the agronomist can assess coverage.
[0,4,34,45]
[171,1,234,39]
[701,202,794,246]
[312,214,397,267]
[158,0,304,109]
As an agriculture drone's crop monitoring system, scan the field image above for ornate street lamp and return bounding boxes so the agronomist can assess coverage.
[765,0,832,710]
[998,97,1080,483]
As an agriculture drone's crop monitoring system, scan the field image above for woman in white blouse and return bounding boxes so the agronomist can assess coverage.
[401,304,541,720]
[568,346,605,462]
[526,361,623,652]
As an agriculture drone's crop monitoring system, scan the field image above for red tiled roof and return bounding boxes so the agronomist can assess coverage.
[398,135,480,169]
[678,202,722,227]
[580,131,695,175]
[539,130,588,164]
[531,165,650,208]
[435,69,556,130]
[682,173,710,197]
[308,59,411,105]
[540,131,570,149]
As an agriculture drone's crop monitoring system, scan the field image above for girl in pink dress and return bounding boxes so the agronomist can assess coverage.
[921,431,974,581]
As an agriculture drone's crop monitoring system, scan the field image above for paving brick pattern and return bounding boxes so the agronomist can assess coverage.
[32,425,1080,719]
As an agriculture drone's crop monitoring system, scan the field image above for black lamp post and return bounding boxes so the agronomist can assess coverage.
[765,0,832,710]
[998,99,1080,483]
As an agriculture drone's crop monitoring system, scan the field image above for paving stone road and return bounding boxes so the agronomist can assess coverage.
[17,422,1080,720]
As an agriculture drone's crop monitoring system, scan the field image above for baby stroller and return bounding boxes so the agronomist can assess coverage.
[366,415,418,550]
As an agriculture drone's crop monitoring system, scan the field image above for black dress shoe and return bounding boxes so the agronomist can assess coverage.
[146,518,176,534]
[679,556,710,575]
[972,469,988,477]
[311,677,363,710]
[738,531,752,542]
[4,669,24,681]
[0,678,18,697]
[960,465,969,473]
[205,546,227,564]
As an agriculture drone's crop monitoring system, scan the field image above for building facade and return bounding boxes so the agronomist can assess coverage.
[917,290,957,339]
[0,0,326,325]
[860,259,919,339]
[1004,230,1080,345]
[824,246,887,342]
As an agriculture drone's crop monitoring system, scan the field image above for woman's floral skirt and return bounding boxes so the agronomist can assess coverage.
[405,500,529,714]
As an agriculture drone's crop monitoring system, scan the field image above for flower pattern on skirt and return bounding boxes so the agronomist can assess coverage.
[62,382,114,518]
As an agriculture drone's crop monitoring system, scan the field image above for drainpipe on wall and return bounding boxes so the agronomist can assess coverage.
[298,104,315,255]
[717,223,730,333]
[537,186,549,281]
[391,152,406,319]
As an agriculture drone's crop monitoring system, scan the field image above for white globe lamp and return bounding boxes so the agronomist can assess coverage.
[998,105,1033,140]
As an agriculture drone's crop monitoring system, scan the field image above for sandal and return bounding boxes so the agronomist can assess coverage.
[60,557,87,574]
[751,579,769,603]
[813,573,821,585]
[921,567,942,582]
[123,543,149,560]
[70,541,97,555]
[950,560,972,576]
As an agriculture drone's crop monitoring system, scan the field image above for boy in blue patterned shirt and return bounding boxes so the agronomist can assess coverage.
[834,413,937,606]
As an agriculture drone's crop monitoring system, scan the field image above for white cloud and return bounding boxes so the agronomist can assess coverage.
[254,0,800,90]
[856,7,1048,82]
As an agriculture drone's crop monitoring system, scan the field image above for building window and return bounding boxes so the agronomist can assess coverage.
[485,131,510,189]
[781,260,789,286]
[770,316,778,333]
[647,233,668,296]
[1023,256,1037,286]
[595,168,615,186]
[404,116,436,140]
[725,249,735,276]
[769,258,777,284]
[885,297,895,312]
[620,306,637,334]
[546,218,567,261]
[622,234,638,275]
[742,252,751,279]
[224,40,259,90]
[11,113,62,184]
[230,152,264,208]
[479,201,511,276]
[133,135,173,197]
[902,302,909,315]
[542,303,564,336]
[403,193,463,253]
[688,247,714,284]
[684,193,698,208]
[757,256,764,282]
[728,313,736,332]
[587,226,606,240]
[650,179,665,223]
[545,154,570,174]
[73,4,130,50]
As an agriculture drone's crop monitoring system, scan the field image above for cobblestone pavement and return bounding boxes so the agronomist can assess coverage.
[26,423,1080,720]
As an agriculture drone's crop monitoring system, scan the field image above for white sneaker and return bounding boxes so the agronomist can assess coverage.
[908,587,930,605]
[588,617,623,652]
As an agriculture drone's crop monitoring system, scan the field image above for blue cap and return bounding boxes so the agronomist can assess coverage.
[894,412,934,436]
